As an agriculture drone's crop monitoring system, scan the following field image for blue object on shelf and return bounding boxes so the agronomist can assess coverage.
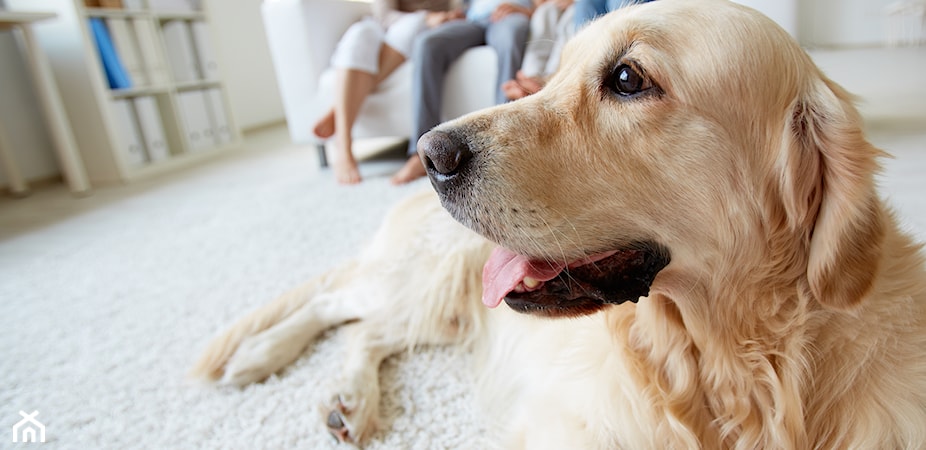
[89,17,132,90]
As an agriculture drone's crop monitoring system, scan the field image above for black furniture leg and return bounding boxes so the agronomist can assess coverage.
[316,143,328,168]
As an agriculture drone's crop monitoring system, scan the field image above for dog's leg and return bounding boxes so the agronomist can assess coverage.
[220,285,375,386]
[321,244,492,444]
[321,312,467,445]
[320,318,408,444]
[192,261,379,385]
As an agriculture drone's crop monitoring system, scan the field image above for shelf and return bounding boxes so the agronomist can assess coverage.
[123,139,240,182]
[84,7,148,18]
[174,79,221,91]
[0,11,58,24]
[83,7,206,21]
[5,0,241,187]
[110,85,171,99]
[154,11,205,21]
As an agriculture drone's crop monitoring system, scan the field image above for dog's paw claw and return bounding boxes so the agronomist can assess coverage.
[325,395,355,444]
[327,410,351,443]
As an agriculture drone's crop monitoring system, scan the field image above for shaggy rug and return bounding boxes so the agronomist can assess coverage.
[1,139,490,449]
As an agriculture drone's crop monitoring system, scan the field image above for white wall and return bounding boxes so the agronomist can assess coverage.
[799,0,898,48]
[733,0,898,47]
[731,0,798,38]
[206,0,285,130]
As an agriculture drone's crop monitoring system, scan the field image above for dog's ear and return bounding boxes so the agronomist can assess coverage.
[778,76,885,310]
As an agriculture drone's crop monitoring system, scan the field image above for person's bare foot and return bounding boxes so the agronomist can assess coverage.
[515,72,544,96]
[390,155,427,185]
[503,71,545,101]
[334,153,362,185]
[312,110,335,139]
[502,79,530,100]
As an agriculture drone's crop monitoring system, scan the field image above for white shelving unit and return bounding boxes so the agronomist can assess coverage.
[5,0,240,186]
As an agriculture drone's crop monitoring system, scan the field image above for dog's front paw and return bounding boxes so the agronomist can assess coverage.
[321,388,379,445]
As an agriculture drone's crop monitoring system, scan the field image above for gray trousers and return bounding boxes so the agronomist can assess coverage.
[407,15,530,156]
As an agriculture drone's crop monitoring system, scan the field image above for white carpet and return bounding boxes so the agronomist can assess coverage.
[1,47,925,449]
[0,142,491,449]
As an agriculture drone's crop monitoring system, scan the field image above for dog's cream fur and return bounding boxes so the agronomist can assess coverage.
[193,1,926,448]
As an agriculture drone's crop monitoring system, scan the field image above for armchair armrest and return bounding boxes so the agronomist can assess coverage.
[261,0,371,143]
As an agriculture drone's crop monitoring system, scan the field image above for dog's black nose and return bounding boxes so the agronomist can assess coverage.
[417,130,472,192]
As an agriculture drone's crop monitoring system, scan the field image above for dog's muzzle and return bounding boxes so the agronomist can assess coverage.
[417,130,473,196]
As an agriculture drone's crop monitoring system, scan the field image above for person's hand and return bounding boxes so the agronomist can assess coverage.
[490,3,532,22]
[554,0,573,10]
[426,9,465,28]
[426,11,448,28]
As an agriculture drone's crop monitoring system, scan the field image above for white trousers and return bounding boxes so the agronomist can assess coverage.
[330,12,429,74]
[519,2,576,78]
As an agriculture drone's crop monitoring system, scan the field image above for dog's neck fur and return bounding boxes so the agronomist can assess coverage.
[615,203,926,449]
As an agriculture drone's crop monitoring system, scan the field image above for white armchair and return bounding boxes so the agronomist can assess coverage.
[261,0,499,166]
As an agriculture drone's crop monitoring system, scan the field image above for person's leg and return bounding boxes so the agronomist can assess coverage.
[311,21,381,183]
[313,20,380,139]
[373,45,408,86]
[393,20,485,185]
[333,44,410,184]
[543,4,576,77]
[487,13,530,105]
[315,16,423,182]
[312,44,407,141]
[330,68,374,184]
[520,2,560,78]
[502,2,559,100]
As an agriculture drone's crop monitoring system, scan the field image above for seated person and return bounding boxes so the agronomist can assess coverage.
[502,0,655,100]
[313,0,463,184]
[392,0,537,184]
[503,0,575,100]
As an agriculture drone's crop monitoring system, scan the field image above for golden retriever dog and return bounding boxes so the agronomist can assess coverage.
[193,0,926,447]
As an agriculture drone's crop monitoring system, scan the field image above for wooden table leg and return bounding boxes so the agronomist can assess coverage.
[0,119,29,196]
[18,24,91,194]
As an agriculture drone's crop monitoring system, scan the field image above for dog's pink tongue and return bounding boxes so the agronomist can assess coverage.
[482,247,565,308]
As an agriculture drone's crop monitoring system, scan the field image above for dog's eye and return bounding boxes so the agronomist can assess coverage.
[609,64,652,97]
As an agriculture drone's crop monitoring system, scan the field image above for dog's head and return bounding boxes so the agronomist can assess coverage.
[419,0,885,318]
